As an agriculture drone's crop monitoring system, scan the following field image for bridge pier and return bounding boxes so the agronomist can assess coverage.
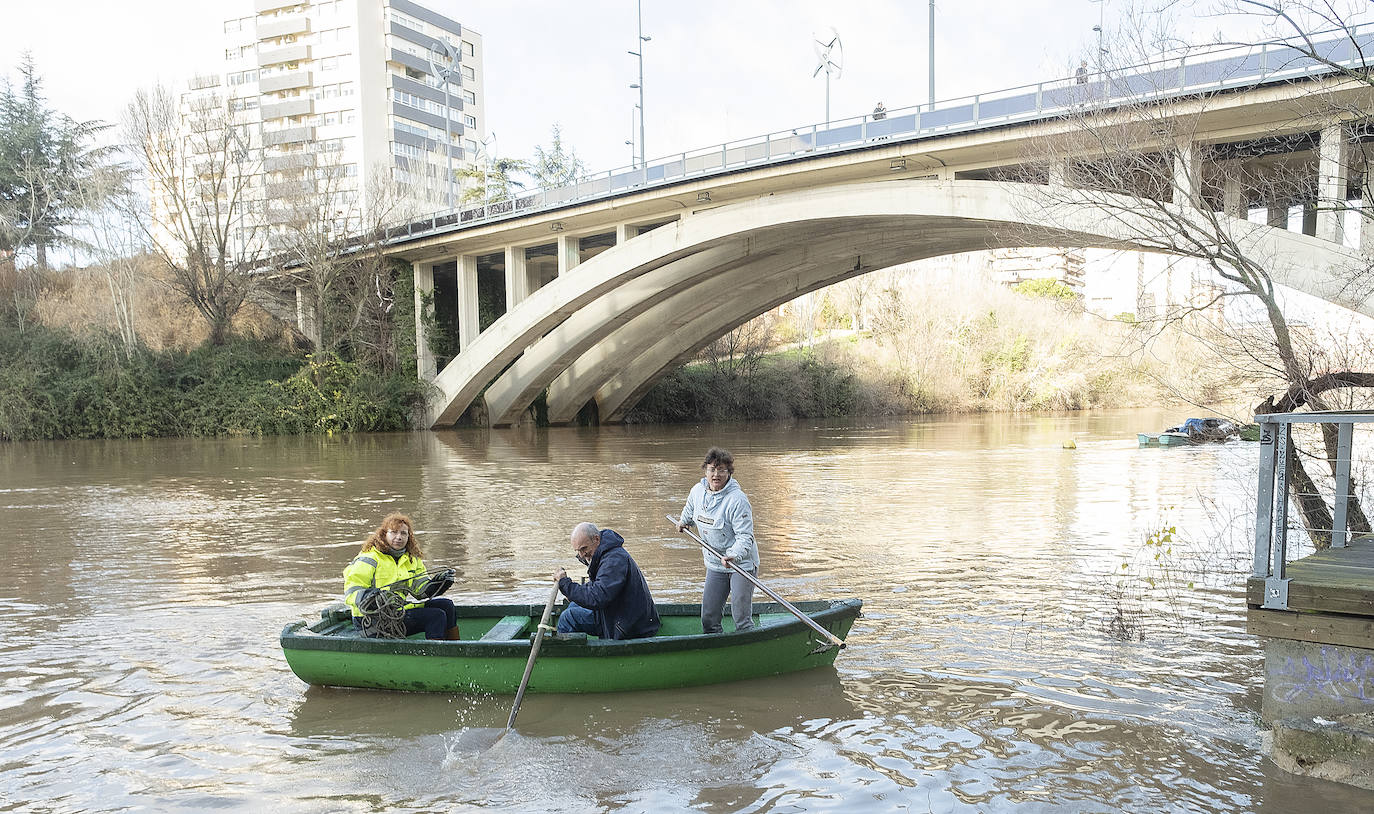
[1317,120,1349,245]
[457,254,479,350]
[412,261,435,379]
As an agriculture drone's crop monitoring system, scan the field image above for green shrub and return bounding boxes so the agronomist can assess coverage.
[0,322,425,440]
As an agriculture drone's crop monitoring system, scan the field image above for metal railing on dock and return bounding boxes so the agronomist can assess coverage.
[1253,411,1374,610]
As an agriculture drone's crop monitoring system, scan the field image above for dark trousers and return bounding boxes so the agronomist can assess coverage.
[404,598,457,639]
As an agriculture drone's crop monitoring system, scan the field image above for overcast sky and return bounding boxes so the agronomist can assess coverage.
[0,0,1295,173]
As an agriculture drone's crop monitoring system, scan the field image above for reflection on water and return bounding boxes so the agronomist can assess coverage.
[1,410,1371,812]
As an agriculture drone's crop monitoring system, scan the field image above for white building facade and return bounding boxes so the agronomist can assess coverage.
[210,0,484,234]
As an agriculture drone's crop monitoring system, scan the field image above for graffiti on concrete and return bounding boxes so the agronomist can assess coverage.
[1272,647,1374,704]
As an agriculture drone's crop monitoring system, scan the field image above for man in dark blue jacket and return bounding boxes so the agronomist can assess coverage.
[554,522,661,640]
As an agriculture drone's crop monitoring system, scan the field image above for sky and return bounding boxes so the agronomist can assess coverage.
[0,0,1265,174]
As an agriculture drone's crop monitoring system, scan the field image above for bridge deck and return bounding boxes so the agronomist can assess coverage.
[1247,536,1374,648]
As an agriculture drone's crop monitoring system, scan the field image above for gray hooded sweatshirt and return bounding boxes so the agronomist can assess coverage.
[680,476,759,574]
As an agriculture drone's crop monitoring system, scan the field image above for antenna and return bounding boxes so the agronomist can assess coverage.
[812,28,843,126]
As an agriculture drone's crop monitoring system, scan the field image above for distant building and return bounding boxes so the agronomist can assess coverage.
[183,0,485,244]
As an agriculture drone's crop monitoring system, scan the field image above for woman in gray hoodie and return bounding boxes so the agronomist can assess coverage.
[676,447,760,633]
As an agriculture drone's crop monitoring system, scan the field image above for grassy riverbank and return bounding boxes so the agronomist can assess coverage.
[3,262,1205,440]
[0,323,428,440]
[625,276,1185,424]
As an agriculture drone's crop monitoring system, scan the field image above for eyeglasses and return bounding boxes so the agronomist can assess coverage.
[705,465,730,475]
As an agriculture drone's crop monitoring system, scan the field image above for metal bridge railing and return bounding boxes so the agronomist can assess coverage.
[1254,411,1374,610]
[383,24,1374,248]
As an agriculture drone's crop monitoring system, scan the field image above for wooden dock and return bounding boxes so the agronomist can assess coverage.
[1247,535,1374,648]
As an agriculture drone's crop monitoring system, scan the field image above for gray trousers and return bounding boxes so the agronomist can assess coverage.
[701,567,756,633]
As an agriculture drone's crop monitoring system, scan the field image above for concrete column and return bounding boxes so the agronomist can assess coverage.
[615,223,632,245]
[557,234,580,276]
[295,285,320,349]
[1173,139,1201,208]
[1047,160,1069,188]
[1222,163,1245,219]
[504,245,528,311]
[456,254,479,351]
[1267,204,1288,230]
[1318,121,1349,244]
[412,261,435,379]
[1363,158,1374,255]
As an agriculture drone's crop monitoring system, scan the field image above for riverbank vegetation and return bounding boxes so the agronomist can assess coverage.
[626,272,1194,424]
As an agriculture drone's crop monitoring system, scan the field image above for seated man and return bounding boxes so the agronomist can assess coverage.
[554,522,661,640]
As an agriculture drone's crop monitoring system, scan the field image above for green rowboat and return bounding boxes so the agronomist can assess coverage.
[280,599,862,694]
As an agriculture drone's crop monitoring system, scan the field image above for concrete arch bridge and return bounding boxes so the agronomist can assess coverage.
[373,40,1374,428]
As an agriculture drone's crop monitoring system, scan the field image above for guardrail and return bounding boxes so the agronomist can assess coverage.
[383,25,1374,246]
[1253,411,1374,610]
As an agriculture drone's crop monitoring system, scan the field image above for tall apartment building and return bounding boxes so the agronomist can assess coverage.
[205,0,484,237]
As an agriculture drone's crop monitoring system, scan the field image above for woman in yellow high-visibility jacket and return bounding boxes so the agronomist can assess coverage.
[343,513,459,639]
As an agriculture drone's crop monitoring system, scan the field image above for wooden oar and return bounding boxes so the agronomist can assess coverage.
[506,582,561,730]
[666,514,846,650]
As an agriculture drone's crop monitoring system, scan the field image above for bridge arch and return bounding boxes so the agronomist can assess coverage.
[427,179,1366,427]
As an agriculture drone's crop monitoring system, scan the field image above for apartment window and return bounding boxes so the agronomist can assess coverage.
[395,121,426,138]
[320,57,338,72]
[323,85,339,99]
[463,90,475,104]
[405,67,426,80]
[463,114,476,128]
[463,41,475,57]
[228,69,258,86]
[390,11,423,32]
[340,82,355,96]
[224,19,242,34]
[462,65,475,80]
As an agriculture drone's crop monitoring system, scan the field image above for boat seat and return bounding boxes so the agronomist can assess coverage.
[480,615,531,641]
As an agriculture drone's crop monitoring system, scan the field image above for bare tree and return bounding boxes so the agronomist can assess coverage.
[271,153,415,371]
[72,161,140,354]
[122,85,263,346]
[1021,3,1374,546]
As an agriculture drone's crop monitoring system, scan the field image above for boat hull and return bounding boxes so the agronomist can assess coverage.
[1138,432,1190,447]
[280,599,862,694]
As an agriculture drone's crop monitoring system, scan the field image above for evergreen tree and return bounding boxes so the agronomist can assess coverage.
[531,124,586,188]
[0,54,111,270]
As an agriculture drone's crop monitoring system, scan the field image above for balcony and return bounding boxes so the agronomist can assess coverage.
[259,69,311,93]
[257,14,309,40]
[261,97,313,120]
[263,125,315,146]
[264,153,316,173]
[255,0,298,12]
[258,43,311,67]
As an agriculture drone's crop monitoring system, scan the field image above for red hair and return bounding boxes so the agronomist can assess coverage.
[361,512,424,559]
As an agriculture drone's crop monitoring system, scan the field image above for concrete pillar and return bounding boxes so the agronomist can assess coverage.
[1222,163,1245,219]
[504,245,528,311]
[412,261,435,379]
[295,285,320,349]
[456,254,479,350]
[557,234,580,276]
[1173,139,1201,208]
[1318,121,1349,244]
[1363,158,1374,255]
[615,223,632,245]
[1267,204,1289,230]
[1047,160,1069,188]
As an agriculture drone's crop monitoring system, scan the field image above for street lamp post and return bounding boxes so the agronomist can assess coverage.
[627,0,650,167]
[1089,0,1107,67]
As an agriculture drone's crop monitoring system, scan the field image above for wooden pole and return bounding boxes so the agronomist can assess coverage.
[506,582,561,730]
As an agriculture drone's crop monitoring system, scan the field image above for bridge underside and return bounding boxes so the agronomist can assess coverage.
[423,180,1367,428]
